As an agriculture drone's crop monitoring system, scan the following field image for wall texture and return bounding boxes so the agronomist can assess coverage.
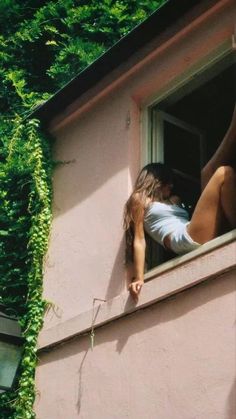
[35,271,236,419]
[36,1,236,417]
[42,0,235,330]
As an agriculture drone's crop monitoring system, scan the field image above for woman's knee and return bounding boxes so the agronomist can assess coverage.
[214,165,236,183]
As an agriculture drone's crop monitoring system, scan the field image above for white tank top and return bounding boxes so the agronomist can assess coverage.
[144,201,189,245]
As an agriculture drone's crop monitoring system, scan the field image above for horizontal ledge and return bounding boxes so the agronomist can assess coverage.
[145,229,236,280]
[38,231,236,351]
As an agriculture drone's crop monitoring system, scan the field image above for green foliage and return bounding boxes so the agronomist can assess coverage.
[0,0,167,417]
[0,118,52,418]
[0,0,166,113]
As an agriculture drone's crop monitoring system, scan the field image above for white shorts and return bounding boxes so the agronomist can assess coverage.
[168,223,200,255]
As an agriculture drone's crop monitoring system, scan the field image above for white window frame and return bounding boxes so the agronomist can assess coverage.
[140,43,235,270]
[150,110,206,171]
[141,44,235,166]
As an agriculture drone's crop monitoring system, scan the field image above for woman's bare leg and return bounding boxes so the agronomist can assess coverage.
[221,167,236,227]
[202,103,236,189]
[188,166,236,244]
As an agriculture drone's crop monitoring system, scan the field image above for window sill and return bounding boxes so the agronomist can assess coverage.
[145,229,236,281]
[38,230,236,351]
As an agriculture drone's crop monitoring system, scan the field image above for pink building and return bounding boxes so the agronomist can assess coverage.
[34,0,236,417]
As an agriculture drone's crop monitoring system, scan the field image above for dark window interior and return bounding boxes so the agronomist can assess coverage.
[164,122,202,177]
[165,63,236,163]
[147,61,236,270]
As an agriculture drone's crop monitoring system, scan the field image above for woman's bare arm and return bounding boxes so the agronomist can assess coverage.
[128,195,146,301]
[133,219,146,282]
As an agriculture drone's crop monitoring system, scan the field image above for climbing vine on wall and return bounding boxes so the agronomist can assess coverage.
[0,118,52,418]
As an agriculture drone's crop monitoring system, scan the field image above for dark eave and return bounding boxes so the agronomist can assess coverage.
[31,0,218,125]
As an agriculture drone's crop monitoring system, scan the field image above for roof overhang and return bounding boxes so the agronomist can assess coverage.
[31,0,221,126]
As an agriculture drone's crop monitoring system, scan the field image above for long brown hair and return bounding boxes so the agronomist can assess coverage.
[123,163,174,263]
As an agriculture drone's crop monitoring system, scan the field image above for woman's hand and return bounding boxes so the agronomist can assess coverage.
[129,279,144,302]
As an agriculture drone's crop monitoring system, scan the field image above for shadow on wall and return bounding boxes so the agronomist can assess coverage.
[227,377,236,419]
[47,93,138,305]
[76,349,89,416]
[51,91,130,218]
[105,237,127,301]
[39,271,235,363]
[116,271,236,353]
[37,272,236,416]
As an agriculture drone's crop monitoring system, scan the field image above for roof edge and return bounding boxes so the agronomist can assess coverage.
[31,0,219,125]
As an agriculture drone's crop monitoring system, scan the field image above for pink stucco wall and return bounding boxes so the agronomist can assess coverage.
[43,92,142,327]
[36,1,236,418]
[42,0,236,329]
[35,271,236,419]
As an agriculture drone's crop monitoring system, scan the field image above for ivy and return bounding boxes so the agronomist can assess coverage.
[0,118,52,418]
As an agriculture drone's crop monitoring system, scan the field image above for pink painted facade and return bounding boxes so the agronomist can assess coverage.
[35,1,236,418]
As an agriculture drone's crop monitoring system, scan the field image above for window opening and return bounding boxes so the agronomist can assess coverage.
[146,58,236,270]
[151,110,205,212]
